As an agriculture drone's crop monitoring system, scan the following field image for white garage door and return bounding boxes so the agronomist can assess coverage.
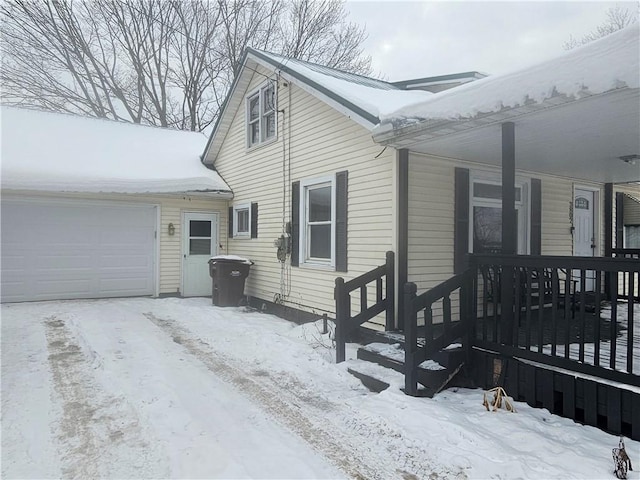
[1,199,157,302]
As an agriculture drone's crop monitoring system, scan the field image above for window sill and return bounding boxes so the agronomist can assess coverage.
[299,261,335,271]
[246,136,277,152]
[233,234,251,239]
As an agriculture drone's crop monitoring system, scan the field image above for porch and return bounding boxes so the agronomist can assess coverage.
[335,250,640,440]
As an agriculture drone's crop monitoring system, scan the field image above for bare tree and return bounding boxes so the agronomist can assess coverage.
[280,0,371,74]
[0,0,371,131]
[564,4,638,49]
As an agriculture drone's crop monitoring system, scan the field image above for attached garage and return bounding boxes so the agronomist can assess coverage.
[1,199,157,302]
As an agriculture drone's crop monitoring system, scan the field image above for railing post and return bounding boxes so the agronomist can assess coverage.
[404,282,418,396]
[334,277,347,363]
[385,251,395,331]
[461,268,474,367]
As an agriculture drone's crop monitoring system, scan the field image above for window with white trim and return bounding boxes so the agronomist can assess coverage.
[246,82,276,147]
[300,176,335,266]
[233,203,250,237]
[470,177,528,254]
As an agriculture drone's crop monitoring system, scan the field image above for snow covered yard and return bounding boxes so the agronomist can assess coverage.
[2,298,638,479]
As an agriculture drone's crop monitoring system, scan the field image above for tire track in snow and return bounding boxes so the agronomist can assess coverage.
[144,312,467,480]
[143,312,376,480]
[44,315,164,479]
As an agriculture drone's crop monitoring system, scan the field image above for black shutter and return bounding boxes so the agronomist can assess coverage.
[531,178,542,255]
[454,167,470,273]
[335,170,348,272]
[615,192,624,248]
[250,202,258,238]
[228,206,234,238]
[291,181,300,267]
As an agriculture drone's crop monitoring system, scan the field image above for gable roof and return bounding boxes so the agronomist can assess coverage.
[202,48,433,164]
[1,106,232,196]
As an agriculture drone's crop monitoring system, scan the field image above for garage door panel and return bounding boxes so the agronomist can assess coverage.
[1,200,157,302]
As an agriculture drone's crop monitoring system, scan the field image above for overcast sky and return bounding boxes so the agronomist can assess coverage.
[345,1,636,80]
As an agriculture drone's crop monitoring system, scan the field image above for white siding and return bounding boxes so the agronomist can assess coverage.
[209,67,395,322]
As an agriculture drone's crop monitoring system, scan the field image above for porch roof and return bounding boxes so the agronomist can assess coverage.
[373,25,640,184]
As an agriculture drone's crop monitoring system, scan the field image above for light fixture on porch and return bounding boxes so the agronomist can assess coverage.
[619,154,639,165]
[168,222,175,236]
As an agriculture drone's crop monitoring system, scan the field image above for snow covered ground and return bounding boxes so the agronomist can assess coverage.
[2,297,638,479]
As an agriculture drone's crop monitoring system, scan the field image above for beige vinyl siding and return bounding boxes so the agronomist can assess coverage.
[407,152,607,294]
[210,66,395,323]
[2,190,227,295]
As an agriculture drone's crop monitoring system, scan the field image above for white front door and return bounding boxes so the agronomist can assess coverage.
[182,212,218,297]
[573,188,596,291]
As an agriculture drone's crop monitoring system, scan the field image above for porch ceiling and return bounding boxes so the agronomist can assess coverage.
[381,87,640,184]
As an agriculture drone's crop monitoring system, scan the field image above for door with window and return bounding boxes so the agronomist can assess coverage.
[573,188,596,291]
[182,212,218,296]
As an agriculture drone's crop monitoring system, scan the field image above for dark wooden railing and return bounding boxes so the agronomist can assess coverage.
[403,270,474,395]
[471,254,639,387]
[334,251,395,363]
[611,248,640,301]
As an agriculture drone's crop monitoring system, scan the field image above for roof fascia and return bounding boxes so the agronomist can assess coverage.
[248,49,379,129]
[373,89,632,148]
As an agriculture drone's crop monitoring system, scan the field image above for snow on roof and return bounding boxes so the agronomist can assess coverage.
[0,106,232,195]
[379,23,640,126]
[253,50,433,122]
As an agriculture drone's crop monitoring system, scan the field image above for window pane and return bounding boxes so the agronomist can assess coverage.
[309,186,331,222]
[473,183,521,201]
[249,95,259,121]
[473,206,502,253]
[250,122,259,144]
[263,113,275,140]
[309,224,331,259]
[190,220,211,237]
[236,209,249,233]
[262,85,274,112]
[473,207,520,253]
[190,238,211,255]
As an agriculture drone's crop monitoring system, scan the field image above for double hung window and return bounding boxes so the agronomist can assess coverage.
[471,178,528,254]
[300,176,335,266]
[247,82,275,147]
[233,204,250,237]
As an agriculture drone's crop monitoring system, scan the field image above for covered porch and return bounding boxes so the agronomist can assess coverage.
[345,25,640,438]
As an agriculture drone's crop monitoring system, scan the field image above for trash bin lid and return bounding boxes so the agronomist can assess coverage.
[209,254,253,265]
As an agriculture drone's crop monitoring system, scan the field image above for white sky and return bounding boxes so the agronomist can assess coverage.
[345,1,638,80]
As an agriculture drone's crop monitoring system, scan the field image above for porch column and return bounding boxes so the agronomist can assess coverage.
[398,148,409,330]
[604,183,613,297]
[501,122,516,344]
[501,122,517,255]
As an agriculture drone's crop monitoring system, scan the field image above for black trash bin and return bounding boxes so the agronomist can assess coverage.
[208,256,253,307]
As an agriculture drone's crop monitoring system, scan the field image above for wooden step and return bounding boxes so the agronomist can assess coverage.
[356,342,469,398]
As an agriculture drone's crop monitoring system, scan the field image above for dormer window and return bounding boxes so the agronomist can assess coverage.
[247,82,276,148]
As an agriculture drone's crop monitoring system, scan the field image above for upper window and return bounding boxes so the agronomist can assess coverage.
[247,82,275,148]
[233,203,250,237]
[470,178,528,254]
[300,176,335,266]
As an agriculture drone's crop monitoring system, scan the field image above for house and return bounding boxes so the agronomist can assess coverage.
[0,106,232,302]
[203,24,639,438]
[203,25,639,326]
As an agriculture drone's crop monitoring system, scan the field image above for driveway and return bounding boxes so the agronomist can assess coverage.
[1,298,351,479]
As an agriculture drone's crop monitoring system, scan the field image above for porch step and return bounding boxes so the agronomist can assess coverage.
[355,342,470,398]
